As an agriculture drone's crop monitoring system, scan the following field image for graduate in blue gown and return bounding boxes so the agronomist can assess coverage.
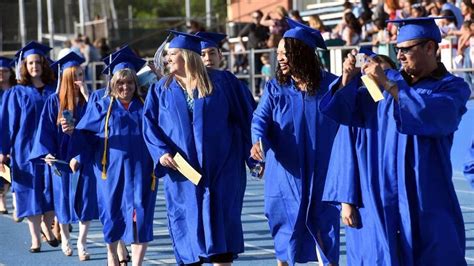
[72,52,156,266]
[321,17,470,265]
[250,18,340,266]
[29,52,98,260]
[464,137,474,188]
[0,56,16,215]
[0,41,59,252]
[142,30,254,265]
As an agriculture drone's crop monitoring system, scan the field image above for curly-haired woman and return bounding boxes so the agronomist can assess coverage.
[250,19,340,266]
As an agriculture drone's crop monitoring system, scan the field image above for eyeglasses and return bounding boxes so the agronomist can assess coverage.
[394,40,429,55]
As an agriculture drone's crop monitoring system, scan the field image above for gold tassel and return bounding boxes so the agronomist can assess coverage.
[151,172,156,191]
[101,97,114,180]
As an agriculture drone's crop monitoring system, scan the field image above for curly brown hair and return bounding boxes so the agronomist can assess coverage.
[276,38,323,95]
[18,55,55,86]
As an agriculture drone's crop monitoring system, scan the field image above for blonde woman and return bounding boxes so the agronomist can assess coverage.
[72,52,156,266]
[143,31,254,265]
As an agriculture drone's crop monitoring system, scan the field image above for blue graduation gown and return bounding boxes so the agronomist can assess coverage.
[251,72,340,265]
[0,84,55,218]
[464,137,474,188]
[89,88,106,103]
[142,69,254,264]
[74,96,157,244]
[0,88,12,187]
[29,94,98,223]
[321,67,470,266]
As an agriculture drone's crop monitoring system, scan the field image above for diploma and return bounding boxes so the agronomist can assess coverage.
[173,153,202,185]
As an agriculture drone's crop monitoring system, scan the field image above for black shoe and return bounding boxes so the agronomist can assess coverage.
[0,209,7,214]
[41,231,59,247]
[29,246,41,253]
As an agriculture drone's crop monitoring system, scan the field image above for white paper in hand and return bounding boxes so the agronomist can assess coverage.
[361,75,385,102]
[0,165,11,183]
[173,153,202,185]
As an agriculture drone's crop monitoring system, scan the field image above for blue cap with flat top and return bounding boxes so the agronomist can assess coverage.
[101,45,136,66]
[387,17,447,44]
[15,41,52,60]
[0,57,14,68]
[168,30,206,54]
[196,32,227,50]
[102,52,146,75]
[51,52,85,72]
[283,17,327,50]
[359,47,376,58]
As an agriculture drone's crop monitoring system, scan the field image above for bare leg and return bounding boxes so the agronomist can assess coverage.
[107,241,120,266]
[0,183,9,212]
[117,240,130,263]
[11,192,23,222]
[213,263,232,266]
[27,215,42,249]
[277,261,289,266]
[77,221,91,261]
[59,223,72,256]
[131,243,148,266]
[40,210,56,241]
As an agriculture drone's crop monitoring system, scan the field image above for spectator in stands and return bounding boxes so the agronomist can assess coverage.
[57,40,72,59]
[288,10,304,24]
[187,20,205,34]
[439,9,459,36]
[261,6,289,38]
[260,53,272,85]
[342,12,362,45]
[238,10,269,95]
[359,11,376,41]
[411,3,427,17]
[93,37,111,59]
[460,0,473,21]
[308,15,331,40]
[436,0,464,29]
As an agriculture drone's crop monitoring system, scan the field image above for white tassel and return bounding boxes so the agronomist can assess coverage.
[15,51,23,81]
[154,34,171,76]
[55,64,61,93]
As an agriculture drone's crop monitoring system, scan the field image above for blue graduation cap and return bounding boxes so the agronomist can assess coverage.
[0,57,14,68]
[15,41,52,60]
[387,17,446,44]
[168,30,206,54]
[101,45,136,66]
[359,47,376,58]
[195,32,227,50]
[51,52,85,72]
[283,17,327,50]
[102,52,146,75]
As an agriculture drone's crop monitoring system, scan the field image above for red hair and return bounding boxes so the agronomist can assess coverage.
[57,66,86,124]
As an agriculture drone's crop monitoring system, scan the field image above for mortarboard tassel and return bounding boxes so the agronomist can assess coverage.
[15,51,23,81]
[154,34,171,77]
[101,96,114,179]
[55,64,61,93]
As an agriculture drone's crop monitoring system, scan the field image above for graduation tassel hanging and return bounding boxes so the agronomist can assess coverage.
[55,64,61,93]
[15,51,23,81]
[101,96,114,180]
[153,34,171,77]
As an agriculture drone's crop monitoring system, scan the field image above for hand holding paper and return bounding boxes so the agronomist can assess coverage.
[0,164,11,183]
[173,153,202,185]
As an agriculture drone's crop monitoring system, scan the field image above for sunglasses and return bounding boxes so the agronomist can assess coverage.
[394,40,429,55]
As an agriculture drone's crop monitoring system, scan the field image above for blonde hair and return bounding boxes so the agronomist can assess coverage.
[167,49,213,98]
[57,66,86,124]
[109,68,139,99]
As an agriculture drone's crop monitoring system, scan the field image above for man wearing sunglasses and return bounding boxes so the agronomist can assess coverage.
[320,17,470,265]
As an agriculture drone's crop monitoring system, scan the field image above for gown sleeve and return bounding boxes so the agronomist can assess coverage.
[142,81,173,176]
[392,74,470,136]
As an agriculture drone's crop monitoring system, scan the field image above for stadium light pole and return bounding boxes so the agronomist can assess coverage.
[47,0,55,54]
[185,0,191,27]
[37,0,43,42]
[19,0,26,46]
[206,0,212,29]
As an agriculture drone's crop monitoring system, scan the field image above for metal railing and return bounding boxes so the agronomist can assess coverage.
[49,39,474,95]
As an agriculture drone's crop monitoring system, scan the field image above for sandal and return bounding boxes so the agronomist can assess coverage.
[41,230,60,247]
[62,242,73,256]
[77,243,90,261]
